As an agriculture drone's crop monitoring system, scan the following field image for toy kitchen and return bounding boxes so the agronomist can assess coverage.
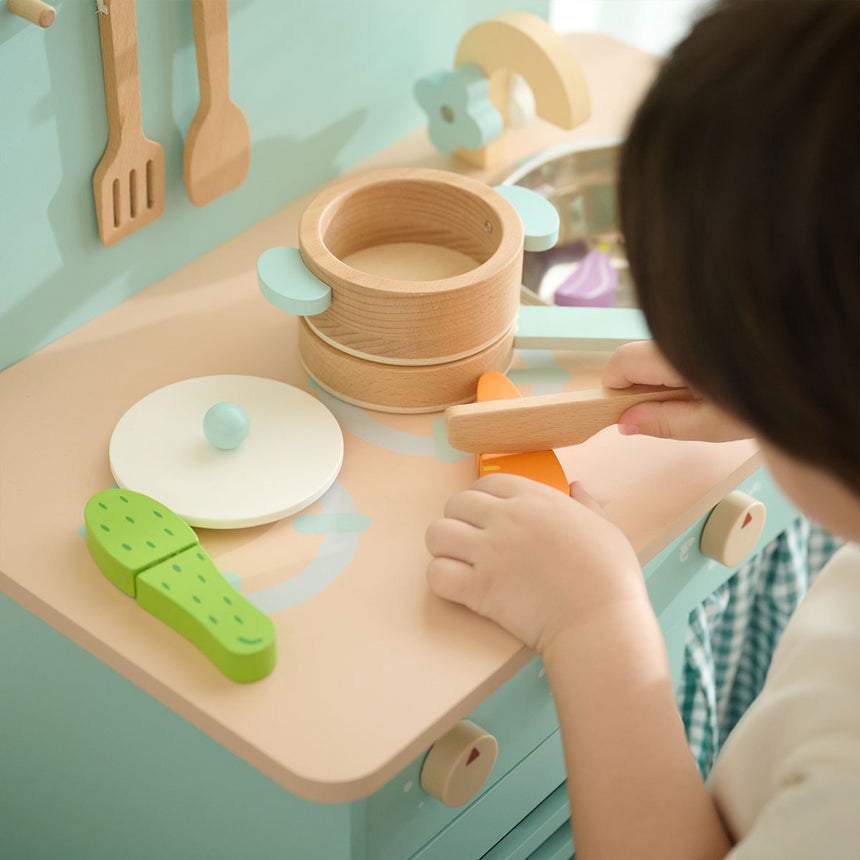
[0,3,798,859]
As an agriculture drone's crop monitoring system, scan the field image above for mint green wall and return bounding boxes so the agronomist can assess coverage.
[0,0,548,371]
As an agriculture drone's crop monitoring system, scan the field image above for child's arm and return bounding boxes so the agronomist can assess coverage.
[604,341,752,443]
[541,572,732,859]
[426,475,732,858]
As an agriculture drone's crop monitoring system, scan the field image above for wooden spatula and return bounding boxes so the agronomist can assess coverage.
[445,384,693,454]
[183,0,250,207]
[93,0,165,246]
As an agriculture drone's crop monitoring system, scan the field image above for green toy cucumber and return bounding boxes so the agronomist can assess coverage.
[85,489,276,683]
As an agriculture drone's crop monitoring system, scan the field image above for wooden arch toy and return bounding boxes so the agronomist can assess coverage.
[454,11,591,167]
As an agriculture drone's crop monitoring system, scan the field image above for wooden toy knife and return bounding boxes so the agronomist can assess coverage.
[445,384,693,454]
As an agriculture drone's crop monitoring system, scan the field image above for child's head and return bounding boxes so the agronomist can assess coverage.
[618,0,859,513]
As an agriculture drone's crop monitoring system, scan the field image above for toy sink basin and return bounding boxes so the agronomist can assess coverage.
[500,138,635,308]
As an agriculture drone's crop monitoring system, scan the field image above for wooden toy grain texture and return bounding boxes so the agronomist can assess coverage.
[8,0,55,27]
[475,372,569,492]
[453,11,591,168]
[297,168,524,364]
[183,0,251,207]
[446,384,693,454]
[0,33,775,823]
[92,0,165,245]
[298,317,516,412]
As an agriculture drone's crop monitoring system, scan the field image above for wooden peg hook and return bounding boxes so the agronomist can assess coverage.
[8,0,55,27]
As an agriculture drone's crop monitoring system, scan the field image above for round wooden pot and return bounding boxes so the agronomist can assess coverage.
[298,318,516,413]
[299,168,524,364]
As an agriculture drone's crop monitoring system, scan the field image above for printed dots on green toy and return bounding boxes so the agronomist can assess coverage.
[85,489,198,597]
[203,401,250,450]
[85,488,276,683]
[137,547,276,683]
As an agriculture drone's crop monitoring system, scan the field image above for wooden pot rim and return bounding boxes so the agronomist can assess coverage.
[298,167,524,296]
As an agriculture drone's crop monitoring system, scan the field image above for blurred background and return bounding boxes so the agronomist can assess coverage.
[552,0,712,55]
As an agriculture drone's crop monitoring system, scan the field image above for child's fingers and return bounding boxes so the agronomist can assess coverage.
[623,400,729,441]
[443,488,501,528]
[618,400,751,443]
[602,340,688,390]
[569,481,606,517]
[472,471,554,499]
[617,401,701,440]
[426,556,476,607]
[425,517,481,563]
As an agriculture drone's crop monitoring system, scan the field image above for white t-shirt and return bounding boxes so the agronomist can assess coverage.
[708,542,860,858]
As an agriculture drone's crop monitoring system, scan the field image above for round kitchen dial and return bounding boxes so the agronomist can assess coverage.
[700,490,766,567]
[420,720,498,807]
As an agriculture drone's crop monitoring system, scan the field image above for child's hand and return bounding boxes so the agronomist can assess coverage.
[425,474,647,653]
[604,341,752,442]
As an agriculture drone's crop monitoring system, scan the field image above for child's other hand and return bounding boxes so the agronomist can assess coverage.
[425,474,647,653]
[603,341,752,442]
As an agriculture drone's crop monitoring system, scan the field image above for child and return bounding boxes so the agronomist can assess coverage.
[425,1,859,857]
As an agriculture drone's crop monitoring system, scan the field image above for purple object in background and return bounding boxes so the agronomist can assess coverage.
[553,248,617,307]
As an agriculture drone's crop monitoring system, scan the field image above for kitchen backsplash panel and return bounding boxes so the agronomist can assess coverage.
[0,0,547,371]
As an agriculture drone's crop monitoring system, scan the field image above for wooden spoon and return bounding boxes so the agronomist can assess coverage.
[184,0,250,207]
[445,384,693,454]
[93,0,165,246]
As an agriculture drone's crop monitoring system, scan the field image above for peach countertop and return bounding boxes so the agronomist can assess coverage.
[0,35,759,803]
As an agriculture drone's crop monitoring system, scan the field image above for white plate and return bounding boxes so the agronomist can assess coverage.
[109,375,344,529]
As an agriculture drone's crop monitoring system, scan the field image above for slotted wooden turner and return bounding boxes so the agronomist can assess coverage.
[93,0,165,246]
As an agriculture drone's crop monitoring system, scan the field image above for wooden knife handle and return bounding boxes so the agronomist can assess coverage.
[444,385,693,454]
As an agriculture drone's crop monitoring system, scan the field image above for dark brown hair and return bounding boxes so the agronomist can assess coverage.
[619,0,859,493]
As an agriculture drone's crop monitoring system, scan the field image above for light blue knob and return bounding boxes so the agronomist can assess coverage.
[493,185,560,252]
[258,246,332,316]
[203,402,250,450]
